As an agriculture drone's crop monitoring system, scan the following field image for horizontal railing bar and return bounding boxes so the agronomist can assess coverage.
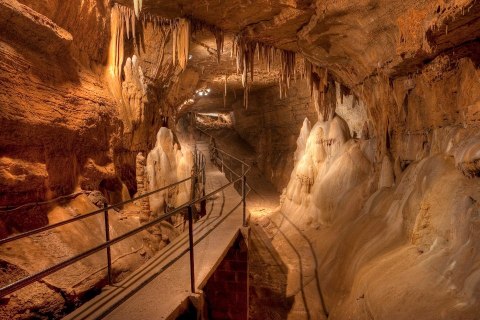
[0,191,86,213]
[212,147,251,170]
[215,157,242,178]
[196,127,251,173]
[0,208,184,297]
[0,142,251,299]
[0,175,240,298]
[0,153,206,246]
[187,177,240,208]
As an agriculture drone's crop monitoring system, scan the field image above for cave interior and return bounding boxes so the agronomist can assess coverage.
[1,0,480,319]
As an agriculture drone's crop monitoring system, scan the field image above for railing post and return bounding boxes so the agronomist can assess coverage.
[197,149,200,172]
[194,145,198,171]
[221,153,224,172]
[241,163,244,196]
[191,149,197,201]
[188,205,195,293]
[104,203,112,285]
[202,158,206,197]
[242,164,247,227]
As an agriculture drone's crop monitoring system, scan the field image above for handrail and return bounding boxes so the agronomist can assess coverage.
[195,125,251,230]
[196,126,251,174]
[0,191,86,212]
[0,175,238,298]
[0,175,193,246]
[0,140,250,300]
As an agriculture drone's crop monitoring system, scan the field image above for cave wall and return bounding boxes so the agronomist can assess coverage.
[231,80,369,192]
[232,83,317,191]
[0,0,119,208]
[0,0,200,208]
[0,1,200,318]
[297,0,480,161]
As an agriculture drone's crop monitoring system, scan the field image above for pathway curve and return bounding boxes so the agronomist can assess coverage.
[200,127,328,320]
[65,141,245,320]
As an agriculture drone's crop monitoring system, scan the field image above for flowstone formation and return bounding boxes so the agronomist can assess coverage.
[283,114,369,226]
[146,127,193,216]
[277,113,480,319]
[281,113,480,319]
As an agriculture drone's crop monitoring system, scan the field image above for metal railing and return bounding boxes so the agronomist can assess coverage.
[0,143,250,298]
[195,126,252,228]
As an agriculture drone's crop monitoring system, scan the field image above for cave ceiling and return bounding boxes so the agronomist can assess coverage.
[110,0,480,113]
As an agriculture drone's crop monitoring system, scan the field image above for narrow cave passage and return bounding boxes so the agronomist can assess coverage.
[1,0,480,319]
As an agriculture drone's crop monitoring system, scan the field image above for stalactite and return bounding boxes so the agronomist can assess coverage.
[279,50,295,99]
[133,0,142,18]
[172,19,190,71]
[304,60,333,121]
[107,4,125,101]
[153,28,170,80]
[233,35,257,94]
[131,7,136,40]
[233,34,297,105]
[216,31,224,62]
[125,7,130,39]
[133,0,138,18]
[191,19,224,62]
[116,3,175,41]
[250,43,255,82]
[242,53,248,87]
[108,3,180,131]
[243,85,250,110]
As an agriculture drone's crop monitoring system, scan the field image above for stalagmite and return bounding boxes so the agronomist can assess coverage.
[294,118,312,165]
[134,152,150,220]
[283,114,360,225]
[146,127,193,214]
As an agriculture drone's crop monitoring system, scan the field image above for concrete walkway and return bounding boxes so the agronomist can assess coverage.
[65,141,246,320]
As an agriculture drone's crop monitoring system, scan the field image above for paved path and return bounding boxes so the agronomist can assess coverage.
[65,141,245,320]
